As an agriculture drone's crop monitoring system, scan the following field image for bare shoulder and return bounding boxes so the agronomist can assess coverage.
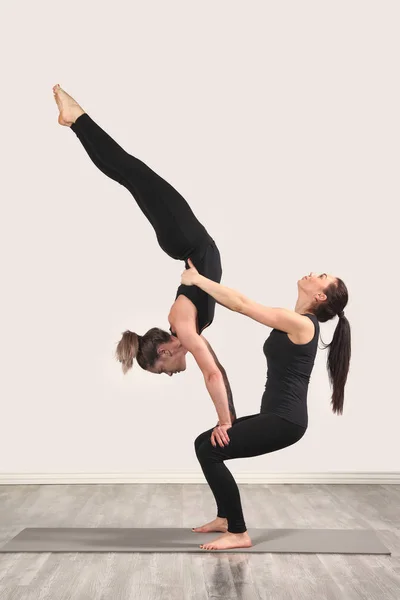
[168,294,197,328]
[287,314,316,345]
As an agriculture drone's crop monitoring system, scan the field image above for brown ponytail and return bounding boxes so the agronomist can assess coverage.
[115,327,172,374]
[313,277,351,416]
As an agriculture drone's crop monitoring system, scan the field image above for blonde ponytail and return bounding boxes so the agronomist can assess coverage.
[115,330,141,374]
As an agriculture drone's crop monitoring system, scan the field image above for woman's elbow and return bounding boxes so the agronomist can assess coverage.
[205,369,223,384]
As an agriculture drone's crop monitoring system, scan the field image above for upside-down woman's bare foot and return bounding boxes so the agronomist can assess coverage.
[191,517,228,533]
[52,84,85,127]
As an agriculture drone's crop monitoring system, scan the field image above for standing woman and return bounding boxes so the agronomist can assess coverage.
[52,84,237,426]
[181,260,351,550]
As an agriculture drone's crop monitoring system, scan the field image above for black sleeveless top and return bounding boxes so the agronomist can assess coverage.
[169,237,222,336]
[260,313,319,428]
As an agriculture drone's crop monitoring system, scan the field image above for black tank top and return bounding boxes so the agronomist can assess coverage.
[260,313,319,428]
[169,238,222,336]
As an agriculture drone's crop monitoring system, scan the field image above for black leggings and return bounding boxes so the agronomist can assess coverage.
[70,113,210,259]
[194,413,307,534]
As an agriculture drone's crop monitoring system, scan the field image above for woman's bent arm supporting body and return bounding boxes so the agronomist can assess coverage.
[169,295,236,425]
[201,336,237,425]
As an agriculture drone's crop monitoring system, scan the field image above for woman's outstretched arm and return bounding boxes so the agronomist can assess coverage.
[181,259,308,335]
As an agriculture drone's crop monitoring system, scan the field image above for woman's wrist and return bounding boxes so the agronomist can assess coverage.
[194,273,205,288]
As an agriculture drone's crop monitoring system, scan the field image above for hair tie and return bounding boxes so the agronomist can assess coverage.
[338,310,345,318]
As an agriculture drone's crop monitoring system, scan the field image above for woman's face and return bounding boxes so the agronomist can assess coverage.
[298,272,337,298]
[151,352,187,377]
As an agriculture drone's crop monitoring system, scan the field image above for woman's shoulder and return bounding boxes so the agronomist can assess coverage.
[286,313,318,345]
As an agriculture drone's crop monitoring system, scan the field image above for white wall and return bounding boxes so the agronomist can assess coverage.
[1,0,399,478]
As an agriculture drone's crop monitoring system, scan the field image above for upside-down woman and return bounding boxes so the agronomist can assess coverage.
[52,84,237,428]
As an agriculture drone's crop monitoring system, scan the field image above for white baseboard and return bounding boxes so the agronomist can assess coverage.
[0,472,399,484]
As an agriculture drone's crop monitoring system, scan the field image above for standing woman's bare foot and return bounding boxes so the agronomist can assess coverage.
[191,517,228,533]
[52,84,85,127]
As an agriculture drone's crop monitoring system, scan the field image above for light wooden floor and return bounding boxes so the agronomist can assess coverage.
[0,483,399,599]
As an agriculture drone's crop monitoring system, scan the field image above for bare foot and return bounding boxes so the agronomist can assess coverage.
[191,517,228,533]
[52,84,85,127]
[200,531,252,551]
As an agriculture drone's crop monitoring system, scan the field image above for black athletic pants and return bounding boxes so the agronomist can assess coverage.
[70,113,210,259]
[194,413,307,533]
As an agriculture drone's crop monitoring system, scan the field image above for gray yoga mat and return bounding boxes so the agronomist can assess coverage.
[0,528,390,554]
